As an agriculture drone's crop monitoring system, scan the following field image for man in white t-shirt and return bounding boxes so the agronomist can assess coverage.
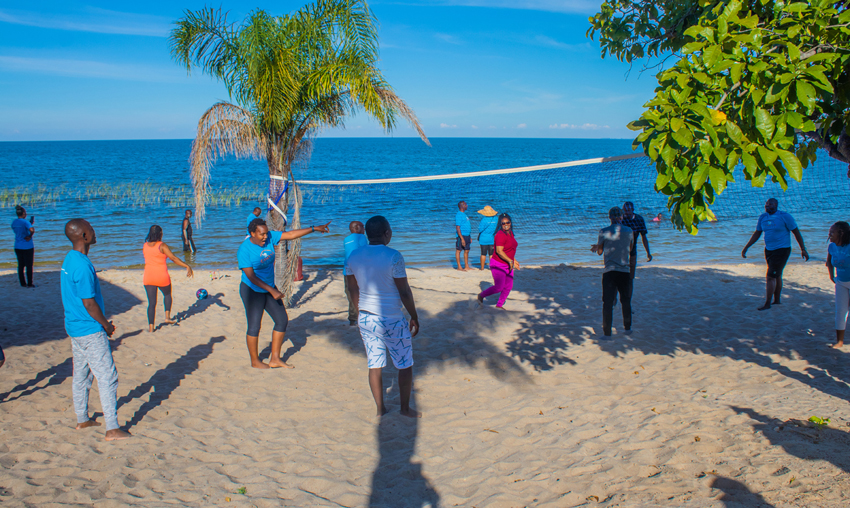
[345,216,421,418]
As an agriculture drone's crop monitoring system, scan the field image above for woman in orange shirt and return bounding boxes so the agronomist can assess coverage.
[143,225,193,332]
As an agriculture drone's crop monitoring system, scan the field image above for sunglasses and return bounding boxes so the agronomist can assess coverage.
[501,221,511,225]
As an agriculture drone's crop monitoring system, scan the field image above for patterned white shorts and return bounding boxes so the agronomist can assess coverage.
[358,312,414,369]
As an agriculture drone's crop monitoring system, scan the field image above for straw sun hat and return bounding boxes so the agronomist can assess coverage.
[477,205,498,217]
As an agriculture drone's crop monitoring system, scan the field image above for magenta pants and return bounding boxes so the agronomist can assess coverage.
[479,257,514,307]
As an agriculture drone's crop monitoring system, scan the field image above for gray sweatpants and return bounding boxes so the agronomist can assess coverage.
[71,331,119,430]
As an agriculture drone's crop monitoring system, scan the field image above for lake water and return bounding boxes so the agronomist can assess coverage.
[0,138,845,271]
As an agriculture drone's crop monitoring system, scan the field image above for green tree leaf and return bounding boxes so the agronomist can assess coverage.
[776,149,803,181]
[755,109,775,141]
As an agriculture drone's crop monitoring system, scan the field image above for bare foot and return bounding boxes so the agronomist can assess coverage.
[105,429,132,441]
[163,318,176,324]
[376,406,389,417]
[464,267,475,272]
[251,360,271,369]
[400,408,422,418]
[148,325,154,333]
[829,342,844,349]
[757,303,771,311]
[75,419,101,430]
[268,359,295,369]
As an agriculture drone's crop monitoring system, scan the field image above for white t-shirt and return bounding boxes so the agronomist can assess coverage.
[344,244,407,320]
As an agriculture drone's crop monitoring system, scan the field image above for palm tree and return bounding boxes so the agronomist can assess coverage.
[169,0,429,299]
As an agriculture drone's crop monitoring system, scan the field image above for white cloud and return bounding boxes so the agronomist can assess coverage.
[440,123,458,128]
[471,125,479,129]
[533,35,589,51]
[434,33,463,45]
[0,55,185,82]
[549,123,610,130]
[0,7,171,37]
[517,123,527,129]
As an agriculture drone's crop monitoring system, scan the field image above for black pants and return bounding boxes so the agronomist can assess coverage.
[144,285,172,325]
[344,276,357,324]
[15,248,34,287]
[602,271,632,336]
[183,235,196,253]
[239,282,289,336]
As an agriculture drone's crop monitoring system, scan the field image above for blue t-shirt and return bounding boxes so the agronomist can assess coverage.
[455,211,471,236]
[237,230,283,292]
[756,211,797,250]
[60,250,105,337]
[247,213,260,235]
[478,216,499,245]
[829,242,850,282]
[11,218,34,250]
[343,233,368,275]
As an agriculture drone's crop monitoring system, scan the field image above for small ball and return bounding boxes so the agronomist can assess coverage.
[196,289,209,300]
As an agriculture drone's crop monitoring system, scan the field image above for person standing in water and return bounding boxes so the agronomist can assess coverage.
[238,218,330,369]
[826,221,850,349]
[455,201,473,271]
[182,209,196,253]
[11,205,35,288]
[143,225,194,333]
[61,219,131,441]
[345,216,421,418]
[476,205,499,270]
[742,198,809,310]
[343,221,368,325]
[478,213,520,309]
[247,207,262,235]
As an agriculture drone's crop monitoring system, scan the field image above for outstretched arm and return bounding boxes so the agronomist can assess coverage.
[279,221,331,240]
[791,228,809,261]
[161,243,194,277]
[742,231,761,258]
[394,277,419,337]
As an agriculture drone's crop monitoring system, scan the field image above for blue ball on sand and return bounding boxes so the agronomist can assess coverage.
[196,289,209,300]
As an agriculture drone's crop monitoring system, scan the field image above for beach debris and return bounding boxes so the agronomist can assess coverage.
[634,371,639,375]
[539,410,544,415]
[586,495,599,502]
[483,428,499,433]
[772,466,790,477]
[696,470,717,478]
[236,487,247,495]
[648,469,662,478]
[694,436,701,442]
[789,476,796,485]
[651,407,658,413]
[808,416,830,429]
[225,497,231,502]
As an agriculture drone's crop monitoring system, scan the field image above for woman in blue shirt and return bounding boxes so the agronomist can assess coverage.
[238,217,330,369]
[477,205,499,270]
[827,221,850,348]
[11,205,35,288]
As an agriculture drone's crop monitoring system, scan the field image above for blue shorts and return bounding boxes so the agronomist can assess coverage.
[358,312,413,369]
[456,235,471,251]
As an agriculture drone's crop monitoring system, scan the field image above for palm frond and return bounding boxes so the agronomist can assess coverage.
[190,102,264,224]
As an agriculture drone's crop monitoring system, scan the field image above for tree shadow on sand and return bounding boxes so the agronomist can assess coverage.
[117,335,225,430]
[0,271,143,349]
[503,265,850,404]
[0,329,143,403]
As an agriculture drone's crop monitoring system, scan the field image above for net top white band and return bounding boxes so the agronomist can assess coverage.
[292,152,646,185]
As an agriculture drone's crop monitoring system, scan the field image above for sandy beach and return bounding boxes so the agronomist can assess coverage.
[1,261,849,507]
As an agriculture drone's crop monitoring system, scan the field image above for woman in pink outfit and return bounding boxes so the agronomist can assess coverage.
[478,213,520,308]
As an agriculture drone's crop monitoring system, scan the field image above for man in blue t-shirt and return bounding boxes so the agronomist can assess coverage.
[742,198,809,310]
[455,201,472,271]
[343,220,368,325]
[246,207,262,235]
[476,205,499,270]
[60,219,130,441]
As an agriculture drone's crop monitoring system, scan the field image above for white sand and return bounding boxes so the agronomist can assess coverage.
[1,262,849,507]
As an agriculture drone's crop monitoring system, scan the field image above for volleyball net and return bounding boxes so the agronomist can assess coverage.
[295,151,850,237]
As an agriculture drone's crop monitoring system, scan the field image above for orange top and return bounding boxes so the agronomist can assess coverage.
[143,242,171,287]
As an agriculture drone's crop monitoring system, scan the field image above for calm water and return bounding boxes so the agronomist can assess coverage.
[0,138,844,272]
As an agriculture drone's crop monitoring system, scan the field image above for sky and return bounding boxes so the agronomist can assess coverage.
[0,1,660,141]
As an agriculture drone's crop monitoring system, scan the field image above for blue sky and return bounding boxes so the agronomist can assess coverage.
[0,1,659,141]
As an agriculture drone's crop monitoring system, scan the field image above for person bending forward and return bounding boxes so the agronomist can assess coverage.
[345,216,421,418]
[238,218,330,369]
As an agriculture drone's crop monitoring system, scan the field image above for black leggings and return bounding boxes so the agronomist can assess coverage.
[15,248,33,287]
[144,284,172,325]
[240,282,288,337]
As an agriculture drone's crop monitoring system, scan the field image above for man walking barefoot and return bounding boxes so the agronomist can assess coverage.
[591,207,634,337]
[742,198,809,310]
[346,216,421,418]
[61,219,131,441]
[455,201,473,271]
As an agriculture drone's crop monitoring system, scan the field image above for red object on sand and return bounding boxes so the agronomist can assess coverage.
[294,256,303,281]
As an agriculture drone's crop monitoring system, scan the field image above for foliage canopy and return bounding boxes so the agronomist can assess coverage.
[589,0,850,232]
